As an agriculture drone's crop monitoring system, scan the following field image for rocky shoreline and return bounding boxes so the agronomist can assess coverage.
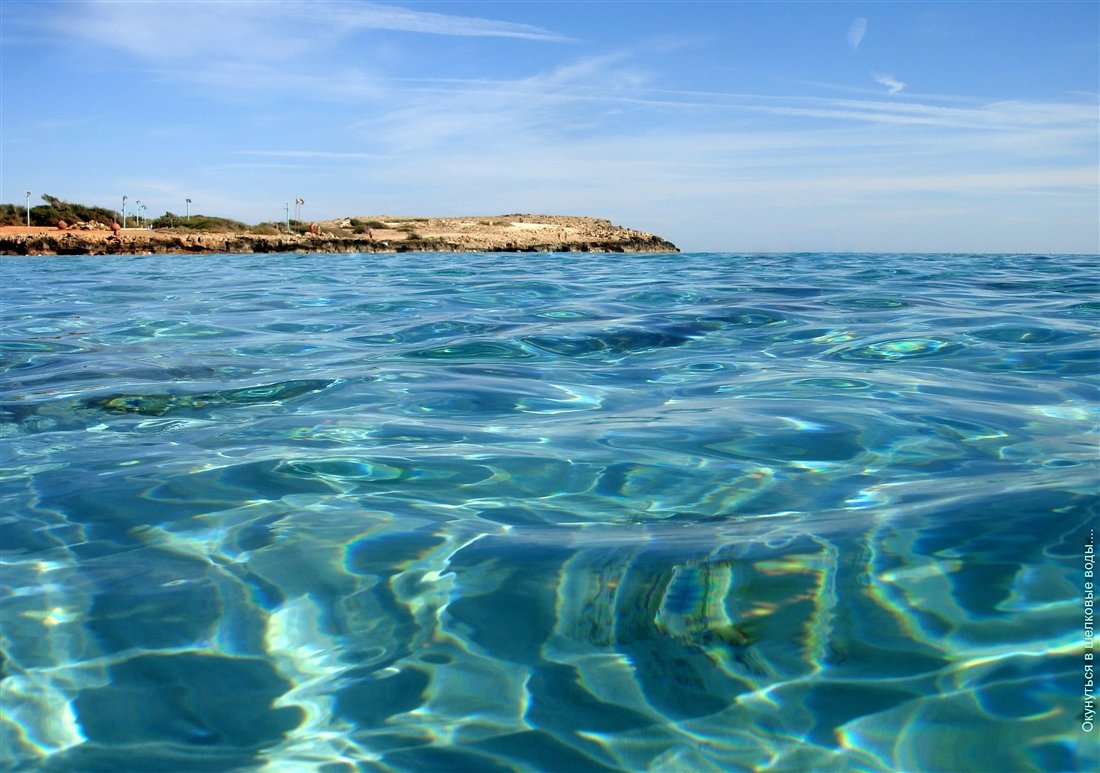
[0,215,678,255]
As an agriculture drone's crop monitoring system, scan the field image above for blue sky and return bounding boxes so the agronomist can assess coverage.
[2,0,1097,252]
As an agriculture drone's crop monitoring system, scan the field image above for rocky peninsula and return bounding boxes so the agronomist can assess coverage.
[0,214,677,255]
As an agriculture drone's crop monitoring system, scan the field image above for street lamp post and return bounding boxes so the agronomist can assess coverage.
[25,190,31,226]
[135,201,143,228]
[122,195,127,229]
[284,202,290,233]
[186,199,191,221]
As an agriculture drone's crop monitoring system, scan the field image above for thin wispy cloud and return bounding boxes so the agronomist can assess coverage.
[873,73,906,95]
[310,52,1096,233]
[237,151,382,160]
[44,0,569,64]
[371,66,1092,136]
[848,18,868,51]
[29,0,573,110]
[310,1,573,42]
[361,53,653,150]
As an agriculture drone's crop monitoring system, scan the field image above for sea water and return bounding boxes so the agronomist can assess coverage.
[0,251,1096,772]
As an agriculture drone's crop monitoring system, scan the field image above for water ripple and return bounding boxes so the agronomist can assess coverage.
[827,336,967,362]
[1,252,1093,773]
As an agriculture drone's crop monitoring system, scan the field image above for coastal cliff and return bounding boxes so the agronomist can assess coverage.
[0,215,678,255]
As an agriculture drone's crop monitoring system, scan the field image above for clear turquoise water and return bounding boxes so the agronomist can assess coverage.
[1,251,1096,772]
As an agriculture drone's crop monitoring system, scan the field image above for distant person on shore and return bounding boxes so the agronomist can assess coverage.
[111,221,121,236]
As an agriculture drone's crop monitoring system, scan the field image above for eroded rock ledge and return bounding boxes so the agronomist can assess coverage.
[0,215,678,256]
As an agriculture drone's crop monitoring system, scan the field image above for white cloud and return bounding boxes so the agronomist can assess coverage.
[357,53,653,150]
[43,1,569,64]
[362,67,1094,140]
[32,1,571,106]
[236,151,382,160]
[847,18,868,51]
[872,73,906,95]
[310,1,573,42]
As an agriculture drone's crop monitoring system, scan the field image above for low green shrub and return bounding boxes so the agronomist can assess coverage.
[151,213,250,232]
[0,204,27,226]
[15,194,118,227]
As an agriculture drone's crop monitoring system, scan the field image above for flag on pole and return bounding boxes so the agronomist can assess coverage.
[295,198,305,206]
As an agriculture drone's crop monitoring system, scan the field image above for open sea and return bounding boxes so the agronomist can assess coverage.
[1,251,1097,773]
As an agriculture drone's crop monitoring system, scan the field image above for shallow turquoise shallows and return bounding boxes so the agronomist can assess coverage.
[1,251,1096,772]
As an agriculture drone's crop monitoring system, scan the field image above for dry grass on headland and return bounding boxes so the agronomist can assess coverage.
[0,215,677,255]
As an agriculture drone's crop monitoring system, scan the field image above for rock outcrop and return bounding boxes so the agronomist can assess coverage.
[0,215,678,256]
